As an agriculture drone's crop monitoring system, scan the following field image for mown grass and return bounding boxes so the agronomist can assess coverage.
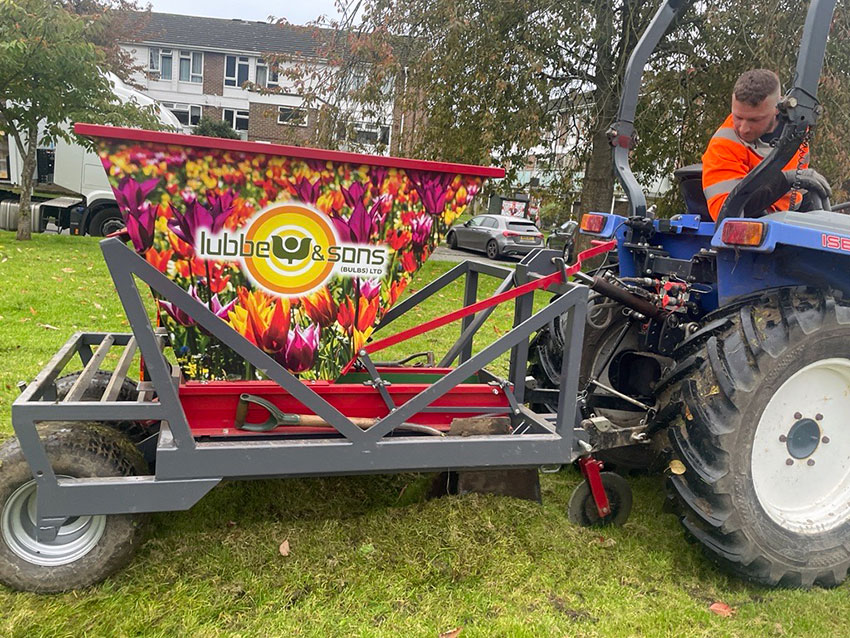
[0,231,848,637]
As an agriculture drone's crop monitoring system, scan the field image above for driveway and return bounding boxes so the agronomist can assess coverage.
[430,244,518,268]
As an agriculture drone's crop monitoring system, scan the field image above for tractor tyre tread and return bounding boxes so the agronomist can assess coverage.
[665,287,850,587]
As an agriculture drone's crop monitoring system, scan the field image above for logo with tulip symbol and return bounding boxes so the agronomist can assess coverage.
[198,202,388,298]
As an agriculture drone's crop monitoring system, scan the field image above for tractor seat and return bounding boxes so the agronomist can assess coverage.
[673,164,712,222]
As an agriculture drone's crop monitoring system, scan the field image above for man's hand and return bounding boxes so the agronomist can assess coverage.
[786,168,833,198]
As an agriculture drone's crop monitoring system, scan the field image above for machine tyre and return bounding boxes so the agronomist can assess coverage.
[0,423,148,593]
[486,239,499,260]
[447,231,458,249]
[665,288,850,587]
[89,207,124,237]
[567,471,632,527]
[53,370,158,444]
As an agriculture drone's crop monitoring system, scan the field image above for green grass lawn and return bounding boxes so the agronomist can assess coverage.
[0,231,848,637]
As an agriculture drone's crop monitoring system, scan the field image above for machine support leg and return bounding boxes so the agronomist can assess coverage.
[578,457,611,518]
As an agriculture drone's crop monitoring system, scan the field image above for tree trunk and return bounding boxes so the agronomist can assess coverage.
[581,122,616,215]
[15,123,38,241]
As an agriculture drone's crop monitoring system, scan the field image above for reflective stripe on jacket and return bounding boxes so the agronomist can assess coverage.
[702,114,808,220]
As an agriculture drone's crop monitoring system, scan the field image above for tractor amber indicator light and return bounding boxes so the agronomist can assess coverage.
[721,221,765,246]
[581,214,606,233]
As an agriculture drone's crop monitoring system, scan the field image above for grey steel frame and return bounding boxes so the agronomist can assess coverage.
[11,239,587,538]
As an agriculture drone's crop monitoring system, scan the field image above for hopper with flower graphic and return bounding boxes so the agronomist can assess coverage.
[78,124,502,381]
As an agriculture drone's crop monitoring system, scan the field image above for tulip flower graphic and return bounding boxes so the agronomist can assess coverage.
[228,289,291,356]
[301,287,337,327]
[168,189,234,247]
[405,170,454,216]
[282,324,320,373]
[358,278,381,301]
[410,215,432,248]
[159,286,236,327]
[114,177,159,252]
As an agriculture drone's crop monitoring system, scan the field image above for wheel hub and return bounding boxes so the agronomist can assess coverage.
[786,417,821,460]
[1,477,106,566]
[752,358,850,534]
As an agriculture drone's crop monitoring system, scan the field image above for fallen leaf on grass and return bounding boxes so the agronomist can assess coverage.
[29,306,37,315]
[38,323,59,330]
[439,628,462,638]
[279,539,290,556]
[709,601,735,617]
[62,267,75,273]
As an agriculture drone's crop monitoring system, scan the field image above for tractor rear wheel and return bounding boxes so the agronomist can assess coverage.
[0,423,148,592]
[665,288,850,587]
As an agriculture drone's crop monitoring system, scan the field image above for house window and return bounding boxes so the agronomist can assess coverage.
[223,108,249,131]
[278,107,308,127]
[162,103,202,126]
[149,48,173,80]
[256,58,279,88]
[224,55,250,88]
[178,51,203,83]
[353,123,390,146]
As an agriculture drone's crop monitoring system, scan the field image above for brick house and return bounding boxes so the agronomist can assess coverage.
[122,12,395,151]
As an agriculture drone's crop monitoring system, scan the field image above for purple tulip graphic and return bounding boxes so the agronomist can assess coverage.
[359,278,381,300]
[168,190,234,247]
[332,181,380,244]
[410,215,432,247]
[406,169,454,216]
[114,177,159,252]
[159,286,236,327]
[282,324,320,373]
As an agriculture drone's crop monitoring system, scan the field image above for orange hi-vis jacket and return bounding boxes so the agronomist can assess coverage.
[702,114,808,220]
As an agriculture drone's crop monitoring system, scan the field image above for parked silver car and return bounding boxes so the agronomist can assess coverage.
[446,214,544,259]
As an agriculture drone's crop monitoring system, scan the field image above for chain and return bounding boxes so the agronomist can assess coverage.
[789,127,812,212]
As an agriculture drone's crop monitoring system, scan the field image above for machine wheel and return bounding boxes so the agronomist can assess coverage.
[53,370,158,444]
[89,207,124,237]
[447,231,458,249]
[486,240,499,260]
[0,423,148,592]
[567,472,632,526]
[666,288,850,587]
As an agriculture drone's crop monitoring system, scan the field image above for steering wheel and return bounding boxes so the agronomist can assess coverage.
[794,174,832,212]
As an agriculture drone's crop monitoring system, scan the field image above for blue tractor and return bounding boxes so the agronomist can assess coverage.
[529,0,850,587]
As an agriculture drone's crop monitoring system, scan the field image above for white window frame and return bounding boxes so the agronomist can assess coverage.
[223,108,249,131]
[255,59,279,89]
[224,55,250,88]
[149,47,173,80]
[178,50,203,83]
[162,102,203,127]
[277,106,308,127]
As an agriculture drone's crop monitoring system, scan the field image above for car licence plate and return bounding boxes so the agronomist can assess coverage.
[520,235,536,243]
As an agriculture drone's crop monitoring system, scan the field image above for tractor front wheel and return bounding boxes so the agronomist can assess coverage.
[0,423,148,592]
[666,289,850,587]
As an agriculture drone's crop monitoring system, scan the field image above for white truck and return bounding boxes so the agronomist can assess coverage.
[0,75,181,235]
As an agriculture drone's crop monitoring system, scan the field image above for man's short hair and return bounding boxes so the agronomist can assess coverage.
[733,69,781,106]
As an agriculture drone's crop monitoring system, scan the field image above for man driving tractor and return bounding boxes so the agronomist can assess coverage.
[702,68,832,219]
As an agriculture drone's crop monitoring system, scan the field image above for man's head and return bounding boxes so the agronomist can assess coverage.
[731,69,781,143]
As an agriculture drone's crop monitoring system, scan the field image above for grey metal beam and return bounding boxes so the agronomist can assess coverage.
[376,261,469,330]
